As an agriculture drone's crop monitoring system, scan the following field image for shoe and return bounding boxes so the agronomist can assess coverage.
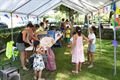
[34,76,37,80]
[88,64,93,68]
[38,78,45,80]
[26,59,29,63]
[23,67,29,71]
[84,61,90,65]
[72,70,78,74]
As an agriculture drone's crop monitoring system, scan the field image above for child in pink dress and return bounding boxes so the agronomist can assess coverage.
[68,27,88,74]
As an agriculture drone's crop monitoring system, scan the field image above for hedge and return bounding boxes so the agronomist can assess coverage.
[0,27,24,50]
[82,28,120,40]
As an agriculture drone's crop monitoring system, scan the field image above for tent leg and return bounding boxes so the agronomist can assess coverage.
[98,17,102,54]
[37,16,39,24]
[27,15,29,22]
[11,13,13,41]
[113,14,117,77]
[112,0,117,77]
[10,13,15,61]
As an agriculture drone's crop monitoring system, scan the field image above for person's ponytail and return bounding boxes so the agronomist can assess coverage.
[91,26,96,36]
[76,26,81,36]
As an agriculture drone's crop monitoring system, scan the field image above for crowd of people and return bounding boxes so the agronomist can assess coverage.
[15,18,96,80]
[16,18,52,80]
[60,18,96,74]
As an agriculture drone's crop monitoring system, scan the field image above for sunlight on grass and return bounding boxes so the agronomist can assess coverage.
[55,73,69,79]
[101,49,107,52]
[3,57,9,61]
[64,52,70,55]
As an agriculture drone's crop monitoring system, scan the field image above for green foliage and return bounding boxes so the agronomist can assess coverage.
[0,26,24,34]
[0,26,25,49]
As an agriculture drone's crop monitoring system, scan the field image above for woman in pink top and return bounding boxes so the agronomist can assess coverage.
[68,27,88,74]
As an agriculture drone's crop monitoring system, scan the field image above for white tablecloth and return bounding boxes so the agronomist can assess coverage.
[25,33,62,51]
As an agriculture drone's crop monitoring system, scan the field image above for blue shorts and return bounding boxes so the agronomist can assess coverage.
[16,43,25,52]
[88,44,96,53]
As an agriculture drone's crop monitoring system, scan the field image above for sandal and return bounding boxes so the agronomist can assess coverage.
[26,59,29,63]
[72,70,78,74]
[23,67,29,71]
[34,76,37,80]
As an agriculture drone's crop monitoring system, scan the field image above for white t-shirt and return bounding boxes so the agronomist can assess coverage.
[70,37,73,42]
[88,33,96,44]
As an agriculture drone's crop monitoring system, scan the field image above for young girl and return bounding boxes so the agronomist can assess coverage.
[68,27,88,74]
[33,41,45,80]
[87,26,96,68]
[65,26,71,43]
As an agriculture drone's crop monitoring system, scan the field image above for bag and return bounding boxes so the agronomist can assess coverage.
[29,54,35,68]
[46,48,56,71]
[42,54,48,63]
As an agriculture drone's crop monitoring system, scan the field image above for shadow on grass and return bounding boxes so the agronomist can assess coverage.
[85,59,120,80]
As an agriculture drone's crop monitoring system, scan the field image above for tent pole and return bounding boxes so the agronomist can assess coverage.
[98,11,102,54]
[112,0,117,77]
[27,15,29,22]
[10,13,13,41]
[37,16,39,24]
[10,12,15,61]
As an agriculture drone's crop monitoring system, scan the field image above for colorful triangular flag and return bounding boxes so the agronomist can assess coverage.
[4,14,9,19]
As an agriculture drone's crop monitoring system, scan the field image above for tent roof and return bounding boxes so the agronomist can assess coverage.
[0,0,118,17]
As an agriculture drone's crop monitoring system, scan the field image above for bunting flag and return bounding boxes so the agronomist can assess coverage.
[104,6,109,13]
[110,1,119,28]
[16,15,19,18]
[32,16,36,19]
[111,0,116,11]
[111,18,118,27]
[24,17,27,20]
[4,14,9,19]
[21,17,24,21]
[115,7,120,14]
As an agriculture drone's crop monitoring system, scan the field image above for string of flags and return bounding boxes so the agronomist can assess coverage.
[1,13,36,21]
[110,1,120,30]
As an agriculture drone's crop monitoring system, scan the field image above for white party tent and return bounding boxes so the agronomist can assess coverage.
[0,0,119,17]
[0,0,120,77]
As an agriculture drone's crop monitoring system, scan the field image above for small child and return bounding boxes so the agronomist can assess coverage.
[65,26,71,43]
[33,41,45,80]
[87,26,96,68]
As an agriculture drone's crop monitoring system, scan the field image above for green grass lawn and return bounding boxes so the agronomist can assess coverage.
[0,39,120,80]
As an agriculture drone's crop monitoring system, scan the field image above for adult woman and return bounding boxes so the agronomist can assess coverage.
[16,22,35,70]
